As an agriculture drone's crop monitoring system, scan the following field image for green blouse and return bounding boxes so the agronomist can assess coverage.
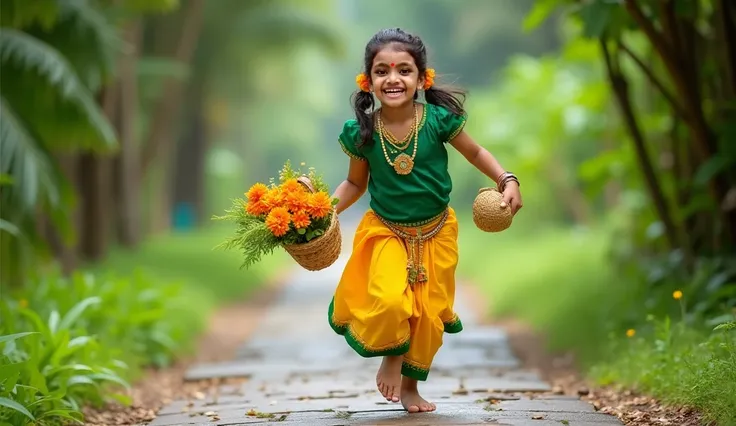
[338,103,466,225]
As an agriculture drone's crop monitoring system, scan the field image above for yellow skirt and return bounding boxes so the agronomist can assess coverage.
[328,207,463,381]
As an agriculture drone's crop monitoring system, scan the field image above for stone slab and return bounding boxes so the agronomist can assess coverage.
[184,357,374,381]
[483,410,623,425]
[460,376,551,393]
[491,397,598,413]
[150,401,495,426]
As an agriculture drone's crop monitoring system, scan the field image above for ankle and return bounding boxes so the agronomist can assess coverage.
[401,376,418,391]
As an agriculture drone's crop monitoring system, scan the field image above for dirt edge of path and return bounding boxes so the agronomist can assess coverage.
[460,282,704,426]
[83,268,293,426]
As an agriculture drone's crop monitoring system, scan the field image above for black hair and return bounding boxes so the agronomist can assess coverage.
[351,28,467,148]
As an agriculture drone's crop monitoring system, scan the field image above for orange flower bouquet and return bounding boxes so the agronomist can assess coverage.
[213,161,341,271]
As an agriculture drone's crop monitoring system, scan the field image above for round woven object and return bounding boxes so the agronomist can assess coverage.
[472,187,513,233]
[282,176,342,271]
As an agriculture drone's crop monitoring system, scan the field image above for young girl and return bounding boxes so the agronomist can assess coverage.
[328,28,523,414]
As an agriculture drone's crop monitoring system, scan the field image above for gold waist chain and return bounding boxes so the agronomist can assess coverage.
[376,209,450,286]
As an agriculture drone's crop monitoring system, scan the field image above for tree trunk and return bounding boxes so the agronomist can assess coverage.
[77,154,111,261]
[172,82,208,228]
[600,38,681,250]
[77,86,118,262]
[139,0,205,177]
[719,0,736,95]
[138,0,206,233]
[625,0,736,246]
[116,19,143,247]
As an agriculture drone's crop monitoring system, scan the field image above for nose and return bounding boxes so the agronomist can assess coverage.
[387,70,400,83]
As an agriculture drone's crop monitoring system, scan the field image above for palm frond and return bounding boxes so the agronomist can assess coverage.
[50,0,121,91]
[0,28,117,152]
[0,218,21,237]
[0,96,60,213]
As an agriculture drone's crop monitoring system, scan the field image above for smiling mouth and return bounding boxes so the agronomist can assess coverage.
[383,88,405,97]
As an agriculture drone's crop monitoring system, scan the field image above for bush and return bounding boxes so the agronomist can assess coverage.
[0,270,207,425]
[591,317,736,426]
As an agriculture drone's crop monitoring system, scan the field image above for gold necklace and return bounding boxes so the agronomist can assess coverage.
[379,105,419,175]
[378,116,414,150]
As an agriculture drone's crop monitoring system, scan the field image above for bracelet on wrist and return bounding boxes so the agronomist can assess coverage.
[496,172,520,192]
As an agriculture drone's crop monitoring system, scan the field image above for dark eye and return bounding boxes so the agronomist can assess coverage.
[400,69,411,75]
[375,69,387,76]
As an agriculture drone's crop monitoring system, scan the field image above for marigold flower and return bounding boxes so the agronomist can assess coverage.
[356,73,370,92]
[673,290,683,300]
[281,178,304,195]
[292,209,311,229]
[245,183,268,203]
[284,190,309,213]
[246,199,270,216]
[265,207,291,237]
[423,68,435,90]
[262,187,284,210]
[307,192,333,219]
[626,329,636,338]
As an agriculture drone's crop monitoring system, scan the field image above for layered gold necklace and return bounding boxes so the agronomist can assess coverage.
[377,105,419,175]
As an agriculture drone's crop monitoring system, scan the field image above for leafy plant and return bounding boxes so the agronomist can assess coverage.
[0,270,206,425]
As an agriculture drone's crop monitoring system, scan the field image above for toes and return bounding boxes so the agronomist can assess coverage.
[378,383,388,399]
[407,404,420,413]
[390,387,400,402]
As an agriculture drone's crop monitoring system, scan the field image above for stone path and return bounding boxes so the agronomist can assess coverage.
[149,222,622,426]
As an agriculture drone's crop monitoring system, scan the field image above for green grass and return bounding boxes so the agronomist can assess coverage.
[457,219,625,360]
[590,318,736,426]
[457,217,736,425]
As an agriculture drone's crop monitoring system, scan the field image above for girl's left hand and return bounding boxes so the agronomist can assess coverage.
[500,182,523,215]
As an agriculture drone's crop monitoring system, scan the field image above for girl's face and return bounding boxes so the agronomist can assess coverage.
[370,45,424,109]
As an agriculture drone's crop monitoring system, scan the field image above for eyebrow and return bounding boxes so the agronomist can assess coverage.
[374,61,413,68]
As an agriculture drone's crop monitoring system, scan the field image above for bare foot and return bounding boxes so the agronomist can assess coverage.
[376,356,402,402]
[400,377,436,413]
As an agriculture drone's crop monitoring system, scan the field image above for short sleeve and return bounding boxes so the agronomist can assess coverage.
[337,120,366,161]
[434,105,467,143]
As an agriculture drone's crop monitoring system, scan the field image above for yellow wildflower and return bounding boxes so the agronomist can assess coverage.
[673,290,683,300]
[626,329,635,338]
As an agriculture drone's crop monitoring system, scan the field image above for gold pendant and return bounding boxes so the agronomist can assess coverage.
[393,153,414,175]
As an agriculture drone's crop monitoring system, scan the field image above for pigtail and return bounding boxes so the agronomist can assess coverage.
[351,90,376,148]
[425,84,467,117]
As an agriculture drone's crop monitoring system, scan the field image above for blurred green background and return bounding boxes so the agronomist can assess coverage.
[1,0,735,424]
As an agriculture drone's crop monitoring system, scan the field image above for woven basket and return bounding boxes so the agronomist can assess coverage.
[282,176,342,271]
[472,187,513,233]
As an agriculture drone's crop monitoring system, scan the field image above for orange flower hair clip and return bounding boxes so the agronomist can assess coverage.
[423,68,435,90]
[356,73,370,92]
